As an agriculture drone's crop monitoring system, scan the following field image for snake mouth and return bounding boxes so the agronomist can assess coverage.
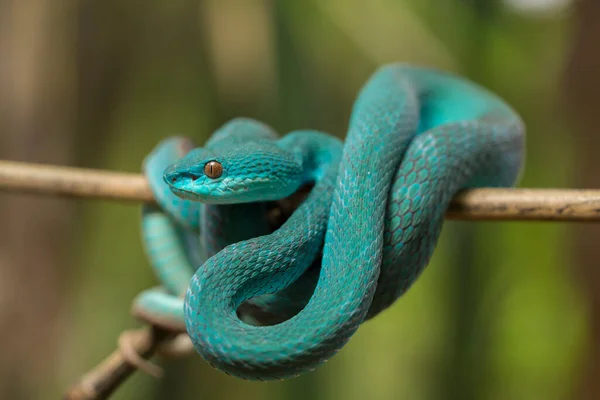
[166,180,256,204]
[167,176,290,204]
[166,183,225,203]
[168,186,198,200]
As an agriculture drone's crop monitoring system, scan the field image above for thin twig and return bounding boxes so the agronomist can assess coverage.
[0,160,153,202]
[0,158,594,399]
[1,159,599,221]
[63,327,173,400]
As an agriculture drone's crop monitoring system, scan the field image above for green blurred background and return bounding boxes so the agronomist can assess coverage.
[2,0,600,399]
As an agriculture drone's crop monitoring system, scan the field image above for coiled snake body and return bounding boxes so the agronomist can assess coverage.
[133,64,525,380]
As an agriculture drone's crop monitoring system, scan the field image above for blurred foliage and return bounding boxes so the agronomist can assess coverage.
[0,0,591,399]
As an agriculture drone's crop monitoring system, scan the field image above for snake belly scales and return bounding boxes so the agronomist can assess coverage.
[132,64,525,380]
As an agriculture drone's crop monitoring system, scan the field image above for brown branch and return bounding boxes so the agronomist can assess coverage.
[1,159,600,221]
[63,327,173,400]
[0,158,594,399]
[0,160,153,202]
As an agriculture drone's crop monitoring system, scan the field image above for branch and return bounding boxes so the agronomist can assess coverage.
[0,159,599,221]
[0,158,594,399]
[0,160,153,202]
[64,327,172,400]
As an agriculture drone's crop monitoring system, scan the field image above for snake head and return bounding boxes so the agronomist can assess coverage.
[163,142,303,204]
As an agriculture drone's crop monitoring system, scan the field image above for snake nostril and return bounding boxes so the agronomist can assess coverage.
[166,172,199,184]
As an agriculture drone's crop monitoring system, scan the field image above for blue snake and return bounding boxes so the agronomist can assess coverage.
[131,64,525,380]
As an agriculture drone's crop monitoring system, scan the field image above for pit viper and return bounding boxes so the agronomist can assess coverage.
[131,63,525,380]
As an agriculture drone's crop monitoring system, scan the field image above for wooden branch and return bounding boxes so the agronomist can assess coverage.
[64,327,172,400]
[1,159,599,221]
[0,158,593,399]
[0,160,153,203]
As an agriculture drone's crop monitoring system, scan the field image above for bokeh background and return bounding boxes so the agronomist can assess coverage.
[1,0,599,399]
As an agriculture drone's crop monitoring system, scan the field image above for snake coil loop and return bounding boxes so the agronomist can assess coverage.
[136,63,525,380]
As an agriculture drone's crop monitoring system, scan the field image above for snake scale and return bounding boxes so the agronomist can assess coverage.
[132,64,525,380]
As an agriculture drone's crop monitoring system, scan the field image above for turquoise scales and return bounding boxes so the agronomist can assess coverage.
[132,64,525,379]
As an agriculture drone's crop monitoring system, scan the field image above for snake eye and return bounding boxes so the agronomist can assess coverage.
[204,161,223,179]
